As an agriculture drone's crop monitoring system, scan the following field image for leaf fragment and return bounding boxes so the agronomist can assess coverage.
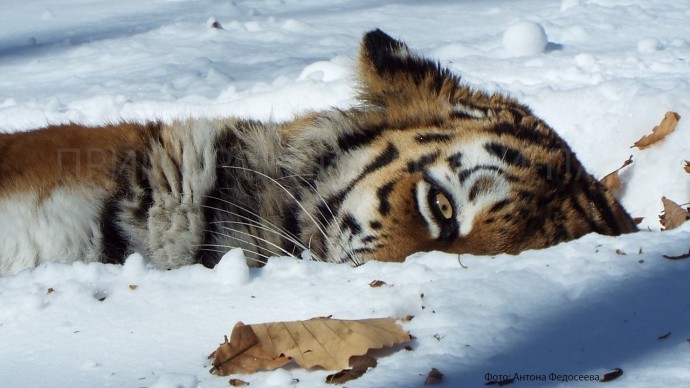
[684,160,690,174]
[424,367,444,385]
[325,355,377,384]
[632,111,680,149]
[600,155,633,191]
[601,368,623,382]
[210,317,410,375]
[659,197,690,230]
[210,322,290,375]
[369,280,387,288]
[663,249,690,260]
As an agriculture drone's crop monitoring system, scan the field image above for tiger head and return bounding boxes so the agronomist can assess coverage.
[283,29,637,265]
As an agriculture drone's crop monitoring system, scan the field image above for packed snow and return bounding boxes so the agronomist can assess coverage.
[1,0,690,387]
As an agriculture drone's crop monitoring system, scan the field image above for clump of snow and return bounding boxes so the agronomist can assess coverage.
[502,21,548,56]
[214,248,250,286]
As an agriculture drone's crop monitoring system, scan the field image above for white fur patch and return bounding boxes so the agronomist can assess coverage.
[0,187,106,275]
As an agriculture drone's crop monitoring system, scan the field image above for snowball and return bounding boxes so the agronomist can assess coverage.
[214,248,250,286]
[502,21,548,56]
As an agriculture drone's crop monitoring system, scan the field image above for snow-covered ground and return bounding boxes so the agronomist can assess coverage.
[1,0,690,387]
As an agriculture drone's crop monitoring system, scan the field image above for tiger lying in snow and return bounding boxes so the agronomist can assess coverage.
[0,29,637,275]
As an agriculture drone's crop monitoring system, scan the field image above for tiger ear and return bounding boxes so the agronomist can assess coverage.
[357,29,461,121]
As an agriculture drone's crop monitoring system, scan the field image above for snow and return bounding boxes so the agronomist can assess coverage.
[502,21,549,56]
[1,0,690,387]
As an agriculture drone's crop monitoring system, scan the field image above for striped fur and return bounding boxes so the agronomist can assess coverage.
[0,30,636,275]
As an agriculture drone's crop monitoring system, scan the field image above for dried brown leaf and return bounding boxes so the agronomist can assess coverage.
[685,161,690,174]
[632,111,680,149]
[424,367,444,385]
[601,368,623,382]
[325,355,377,384]
[369,280,387,288]
[600,155,633,191]
[229,378,249,386]
[210,322,290,375]
[659,196,690,230]
[129,284,138,290]
[210,317,410,375]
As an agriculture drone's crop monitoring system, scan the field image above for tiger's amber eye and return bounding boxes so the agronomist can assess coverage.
[435,192,453,220]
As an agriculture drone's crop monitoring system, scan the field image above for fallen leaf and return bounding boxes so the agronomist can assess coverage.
[684,161,690,174]
[658,332,671,340]
[210,317,410,375]
[663,249,690,260]
[600,156,633,191]
[659,197,690,230]
[632,111,680,149]
[47,288,55,294]
[129,284,138,290]
[601,368,623,382]
[229,378,249,386]
[424,367,443,385]
[209,324,291,375]
[369,280,387,288]
[325,355,377,384]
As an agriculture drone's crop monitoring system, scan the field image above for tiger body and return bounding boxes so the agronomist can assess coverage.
[0,30,636,275]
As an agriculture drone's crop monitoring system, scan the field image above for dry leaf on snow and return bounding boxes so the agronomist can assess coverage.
[601,368,624,382]
[424,367,444,385]
[631,111,680,149]
[210,317,410,376]
[684,160,690,174]
[659,196,690,230]
[325,355,377,384]
[600,155,633,191]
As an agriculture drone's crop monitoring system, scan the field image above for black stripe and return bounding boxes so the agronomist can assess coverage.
[568,195,601,232]
[377,180,396,215]
[468,178,491,202]
[458,165,506,184]
[341,213,363,235]
[579,181,622,235]
[360,235,378,244]
[363,142,399,176]
[407,151,440,173]
[99,198,129,265]
[416,133,454,143]
[447,151,463,170]
[484,142,531,167]
[489,199,511,214]
[337,124,385,152]
[370,220,382,229]
[487,121,562,150]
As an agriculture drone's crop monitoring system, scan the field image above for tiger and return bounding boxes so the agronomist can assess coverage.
[0,29,637,275]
